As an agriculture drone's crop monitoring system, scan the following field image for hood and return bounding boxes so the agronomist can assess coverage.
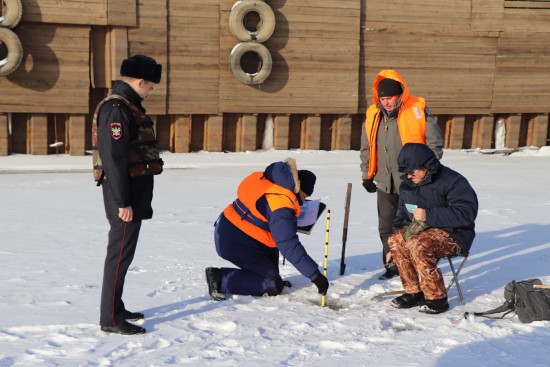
[371,69,409,106]
[397,143,440,173]
[263,158,300,194]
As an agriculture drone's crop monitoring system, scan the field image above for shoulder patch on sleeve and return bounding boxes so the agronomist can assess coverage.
[110,122,123,140]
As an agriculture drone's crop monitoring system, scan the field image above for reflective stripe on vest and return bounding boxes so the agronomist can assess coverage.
[223,172,300,248]
[364,96,427,179]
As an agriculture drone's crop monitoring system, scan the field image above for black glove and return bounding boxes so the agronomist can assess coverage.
[362,179,377,193]
[283,280,292,288]
[312,274,329,295]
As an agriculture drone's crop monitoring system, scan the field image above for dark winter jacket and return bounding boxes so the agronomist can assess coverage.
[97,81,154,220]
[218,161,322,281]
[392,143,478,255]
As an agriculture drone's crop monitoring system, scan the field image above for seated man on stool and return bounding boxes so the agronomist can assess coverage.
[388,143,478,314]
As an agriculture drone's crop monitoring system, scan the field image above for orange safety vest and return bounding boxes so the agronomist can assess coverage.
[223,172,301,248]
[365,69,429,179]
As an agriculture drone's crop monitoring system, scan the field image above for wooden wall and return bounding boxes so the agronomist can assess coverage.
[21,0,136,26]
[1,0,550,156]
[0,24,90,113]
[168,0,220,114]
[218,0,360,114]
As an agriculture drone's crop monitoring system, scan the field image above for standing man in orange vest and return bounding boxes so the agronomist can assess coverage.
[360,69,444,280]
[205,158,329,300]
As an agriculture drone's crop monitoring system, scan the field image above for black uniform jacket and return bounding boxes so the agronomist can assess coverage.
[97,81,154,221]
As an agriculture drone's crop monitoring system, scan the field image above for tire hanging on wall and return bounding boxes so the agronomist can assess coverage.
[229,0,275,43]
[0,0,23,28]
[230,42,272,85]
[0,27,23,77]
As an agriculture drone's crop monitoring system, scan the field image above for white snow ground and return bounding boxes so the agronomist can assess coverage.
[1,148,550,367]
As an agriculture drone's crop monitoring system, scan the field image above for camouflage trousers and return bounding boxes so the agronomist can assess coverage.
[388,227,461,300]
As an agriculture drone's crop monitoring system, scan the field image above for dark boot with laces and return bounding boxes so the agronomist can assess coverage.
[419,297,449,314]
[391,291,425,309]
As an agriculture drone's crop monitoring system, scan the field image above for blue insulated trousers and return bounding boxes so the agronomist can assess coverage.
[215,215,283,297]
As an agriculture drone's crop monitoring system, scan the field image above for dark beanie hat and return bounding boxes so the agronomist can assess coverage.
[298,170,316,196]
[120,55,162,84]
[377,78,403,97]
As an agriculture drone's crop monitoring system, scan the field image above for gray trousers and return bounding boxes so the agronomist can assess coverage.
[377,190,399,265]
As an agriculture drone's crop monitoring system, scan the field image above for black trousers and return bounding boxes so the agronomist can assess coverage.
[100,219,142,326]
[376,190,399,265]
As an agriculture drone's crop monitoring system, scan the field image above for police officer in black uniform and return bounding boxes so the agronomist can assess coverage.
[96,55,162,335]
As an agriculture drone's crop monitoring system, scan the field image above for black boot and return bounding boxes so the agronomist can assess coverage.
[378,261,399,280]
[419,297,449,314]
[391,291,425,309]
[101,321,146,335]
[121,310,145,321]
[205,267,226,301]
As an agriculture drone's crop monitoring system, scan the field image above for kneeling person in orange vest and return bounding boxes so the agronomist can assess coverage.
[206,158,329,300]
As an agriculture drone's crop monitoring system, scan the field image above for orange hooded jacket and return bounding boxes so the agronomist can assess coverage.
[223,172,301,248]
[365,69,427,180]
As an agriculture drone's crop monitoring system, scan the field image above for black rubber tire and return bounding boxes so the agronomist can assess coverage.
[0,0,23,28]
[229,0,275,42]
[0,27,23,76]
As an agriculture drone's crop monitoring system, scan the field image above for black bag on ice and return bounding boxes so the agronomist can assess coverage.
[465,278,550,323]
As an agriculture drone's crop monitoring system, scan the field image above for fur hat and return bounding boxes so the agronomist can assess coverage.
[120,55,162,84]
[377,78,403,97]
[298,170,316,196]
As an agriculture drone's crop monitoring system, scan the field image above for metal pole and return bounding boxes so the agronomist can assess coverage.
[321,209,331,307]
[340,183,352,275]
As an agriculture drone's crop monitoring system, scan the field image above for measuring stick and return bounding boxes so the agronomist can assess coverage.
[321,209,331,307]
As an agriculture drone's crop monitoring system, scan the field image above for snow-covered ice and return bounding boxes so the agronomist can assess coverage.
[1,148,549,366]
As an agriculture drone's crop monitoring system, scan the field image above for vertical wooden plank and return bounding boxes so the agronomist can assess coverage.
[155,115,171,151]
[527,114,549,147]
[237,114,257,152]
[273,114,290,150]
[11,114,27,154]
[302,115,321,150]
[68,115,86,156]
[474,116,494,149]
[446,116,465,149]
[504,115,521,149]
[173,115,191,153]
[0,114,8,156]
[320,114,332,151]
[205,114,223,152]
[28,114,48,155]
[222,113,238,152]
[332,115,352,150]
[91,27,110,89]
[50,114,67,155]
[350,114,364,150]
[436,115,447,146]
[110,27,129,83]
[289,114,303,149]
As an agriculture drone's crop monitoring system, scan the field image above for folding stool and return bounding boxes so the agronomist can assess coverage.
[444,255,468,303]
